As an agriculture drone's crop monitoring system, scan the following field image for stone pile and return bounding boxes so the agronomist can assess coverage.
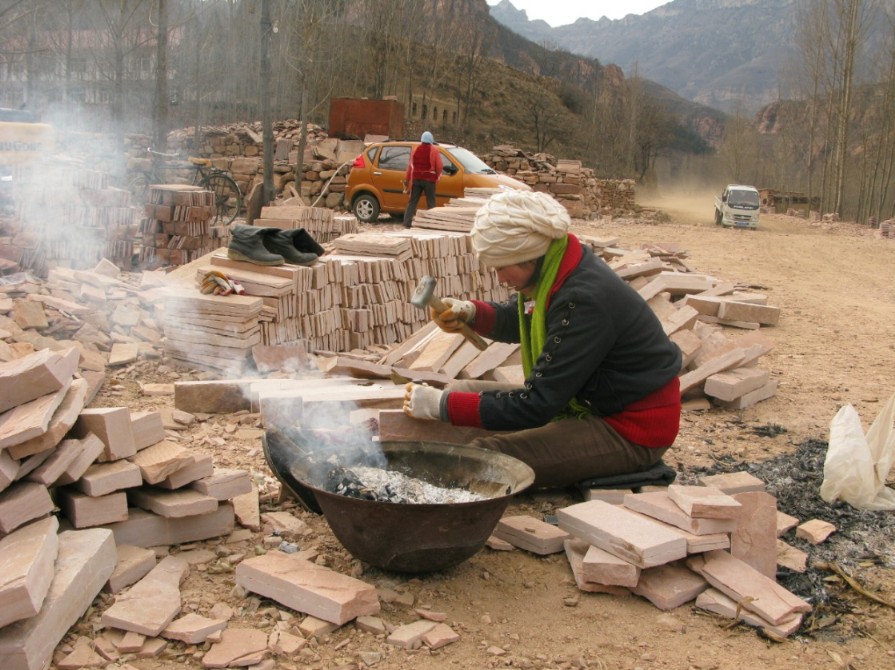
[3,162,139,275]
[480,145,636,218]
[139,185,229,267]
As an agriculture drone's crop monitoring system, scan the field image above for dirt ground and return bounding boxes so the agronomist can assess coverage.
[73,191,895,670]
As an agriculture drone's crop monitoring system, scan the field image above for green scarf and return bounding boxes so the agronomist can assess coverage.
[518,236,590,420]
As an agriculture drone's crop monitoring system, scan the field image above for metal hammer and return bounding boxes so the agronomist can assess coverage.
[410,276,489,351]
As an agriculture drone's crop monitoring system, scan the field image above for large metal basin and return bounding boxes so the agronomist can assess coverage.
[262,430,534,573]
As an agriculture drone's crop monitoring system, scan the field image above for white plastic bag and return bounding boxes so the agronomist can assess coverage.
[820,392,895,510]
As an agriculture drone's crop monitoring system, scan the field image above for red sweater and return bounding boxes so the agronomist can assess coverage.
[405,144,443,183]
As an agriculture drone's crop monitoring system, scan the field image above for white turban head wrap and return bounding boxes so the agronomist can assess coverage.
[471,190,570,268]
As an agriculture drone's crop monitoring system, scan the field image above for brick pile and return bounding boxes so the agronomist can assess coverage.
[3,162,139,276]
[879,218,894,238]
[480,145,636,218]
[159,229,511,374]
[138,185,228,268]
[254,204,359,244]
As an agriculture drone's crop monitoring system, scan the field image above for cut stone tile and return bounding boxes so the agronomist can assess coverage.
[0,529,116,670]
[50,436,102,490]
[108,343,139,367]
[57,489,129,529]
[76,460,143,497]
[25,436,87,487]
[776,540,808,573]
[631,561,709,610]
[623,491,737,536]
[156,455,214,490]
[162,612,227,644]
[354,615,387,635]
[556,500,687,568]
[137,637,167,658]
[129,440,193,485]
[0,347,79,414]
[260,511,310,539]
[485,536,514,551]
[715,380,778,410]
[8,378,88,460]
[697,471,766,495]
[268,629,306,655]
[776,511,800,537]
[0,516,59,628]
[129,411,165,451]
[72,407,137,463]
[235,552,380,625]
[0,449,17,494]
[105,545,158,594]
[0,482,55,534]
[581,543,641,587]
[387,620,437,649]
[0,381,72,451]
[579,488,632,504]
[795,519,836,545]
[128,487,218,518]
[667,484,741,519]
[191,469,253,501]
[107,505,235,548]
[201,628,267,669]
[57,636,105,669]
[687,550,811,625]
[730,491,778,578]
[493,515,570,555]
[695,588,803,638]
[562,539,632,596]
[298,615,339,639]
[422,622,460,650]
[115,631,146,653]
[232,485,260,531]
[704,367,770,402]
[101,555,189,636]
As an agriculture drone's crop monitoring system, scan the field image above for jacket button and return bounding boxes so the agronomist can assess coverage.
[562,318,570,326]
[553,336,561,343]
[520,393,528,399]
[569,302,576,309]
[535,372,543,377]
[545,354,552,362]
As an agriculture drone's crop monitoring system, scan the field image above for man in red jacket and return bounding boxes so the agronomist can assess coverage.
[402,190,682,488]
[403,131,443,228]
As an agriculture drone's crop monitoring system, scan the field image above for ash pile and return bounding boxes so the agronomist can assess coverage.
[682,433,894,631]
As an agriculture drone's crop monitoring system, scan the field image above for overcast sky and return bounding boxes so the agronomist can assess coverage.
[486,0,670,26]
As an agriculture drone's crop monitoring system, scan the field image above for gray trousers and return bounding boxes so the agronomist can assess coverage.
[450,380,668,488]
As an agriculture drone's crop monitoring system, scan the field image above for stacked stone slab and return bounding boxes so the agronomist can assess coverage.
[255,205,359,244]
[139,185,226,267]
[551,480,811,637]
[479,145,636,218]
[161,229,511,371]
[6,163,139,275]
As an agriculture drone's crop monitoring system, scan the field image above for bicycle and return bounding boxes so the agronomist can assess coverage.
[128,148,243,225]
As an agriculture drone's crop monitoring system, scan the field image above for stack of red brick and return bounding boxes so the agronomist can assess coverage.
[490,473,829,639]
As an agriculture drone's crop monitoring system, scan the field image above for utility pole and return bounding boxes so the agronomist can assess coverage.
[153,0,169,152]
[260,0,274,205]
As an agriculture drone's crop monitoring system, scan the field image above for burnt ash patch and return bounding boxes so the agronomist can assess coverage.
[681,437,894,632]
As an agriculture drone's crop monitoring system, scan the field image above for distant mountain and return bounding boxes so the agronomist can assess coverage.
[490,0,892,114]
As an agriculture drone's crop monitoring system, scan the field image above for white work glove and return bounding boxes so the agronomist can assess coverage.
[431,298,476,334]
[403,383,445,421]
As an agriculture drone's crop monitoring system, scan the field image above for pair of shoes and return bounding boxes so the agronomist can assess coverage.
[260,228,320,266]
[228,225,321,266]
[288,228,325,256]
[228,225,284,265]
